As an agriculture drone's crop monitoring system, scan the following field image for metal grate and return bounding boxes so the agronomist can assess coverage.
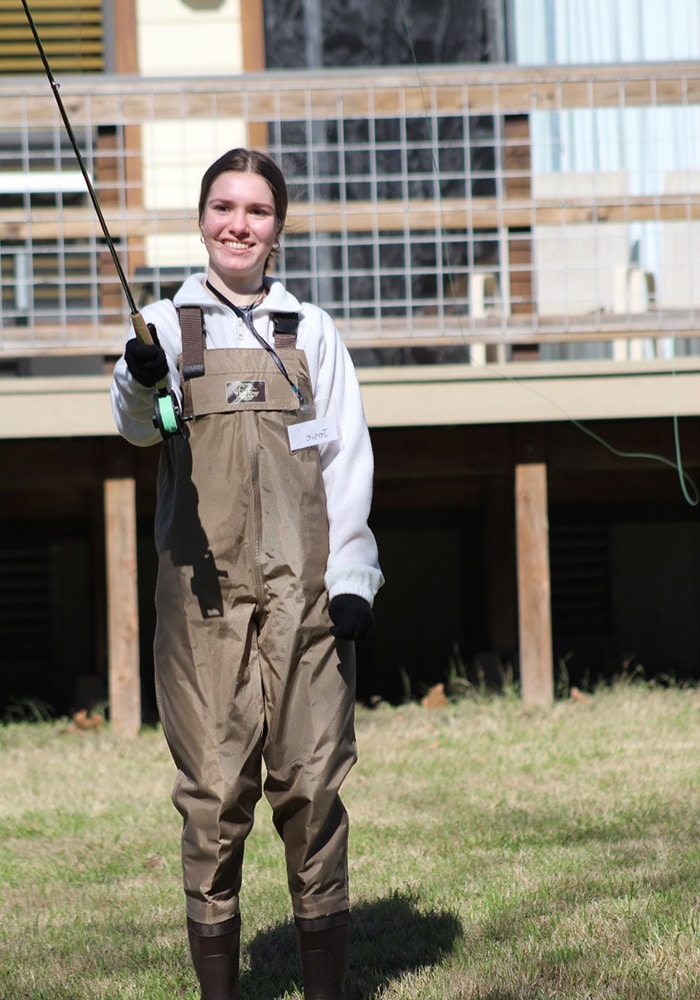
[0,65,698,358]
[0,542,53,674]
[550,524,612,639]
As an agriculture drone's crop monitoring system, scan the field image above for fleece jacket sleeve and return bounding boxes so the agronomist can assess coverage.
[309,310,384,606]
[110,301,182,448]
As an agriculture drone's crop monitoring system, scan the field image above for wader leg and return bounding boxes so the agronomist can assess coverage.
[262,634,357,918]
[155,576,265,925]
[295,911,349,1000]
[187,915,241,1000]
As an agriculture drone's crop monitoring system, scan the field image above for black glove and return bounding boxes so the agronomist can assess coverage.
[329,594,374,640]
[124,324,168,387]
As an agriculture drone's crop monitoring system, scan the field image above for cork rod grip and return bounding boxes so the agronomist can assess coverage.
[130,311,153,345]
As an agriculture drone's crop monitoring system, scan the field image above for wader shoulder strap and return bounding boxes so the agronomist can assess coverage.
[178,306,205,380]
[177,306,300,380]
[271,311,299,349]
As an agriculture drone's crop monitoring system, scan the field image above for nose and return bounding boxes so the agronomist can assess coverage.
[227,208,248,234]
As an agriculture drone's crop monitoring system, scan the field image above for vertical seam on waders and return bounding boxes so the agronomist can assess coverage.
[242,408,267,612]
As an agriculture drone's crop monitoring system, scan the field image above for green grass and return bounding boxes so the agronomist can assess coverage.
[1,681,699,998]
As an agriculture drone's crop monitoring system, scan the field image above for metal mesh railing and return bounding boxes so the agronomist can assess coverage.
[1,63,699,360]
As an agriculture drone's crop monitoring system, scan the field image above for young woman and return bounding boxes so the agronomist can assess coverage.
[111,148,383,1000]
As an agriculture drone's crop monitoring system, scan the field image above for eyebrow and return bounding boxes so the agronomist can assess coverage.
[208,197,274,210]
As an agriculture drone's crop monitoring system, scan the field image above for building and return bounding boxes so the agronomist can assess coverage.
[0,1,698,731]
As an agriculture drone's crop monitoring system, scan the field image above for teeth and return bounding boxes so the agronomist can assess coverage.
[224,240,248,249]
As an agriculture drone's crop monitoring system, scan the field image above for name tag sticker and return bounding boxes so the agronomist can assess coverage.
[288,415,339,451]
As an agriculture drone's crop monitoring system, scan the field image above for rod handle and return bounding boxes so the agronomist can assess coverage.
[130,310,170,393]
[130,311,153,345]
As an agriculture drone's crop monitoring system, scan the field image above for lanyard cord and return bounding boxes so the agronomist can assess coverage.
[205,280,306,405]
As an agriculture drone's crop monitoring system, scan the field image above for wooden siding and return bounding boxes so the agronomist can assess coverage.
[0,0,104,74]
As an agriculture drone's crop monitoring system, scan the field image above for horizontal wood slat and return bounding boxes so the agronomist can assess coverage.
[1,323,699,361]
[1,64,699,124]
[2,194,700,242]
[0,0,101,6]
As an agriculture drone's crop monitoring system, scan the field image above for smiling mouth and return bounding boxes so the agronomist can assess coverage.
[222,240,250,250]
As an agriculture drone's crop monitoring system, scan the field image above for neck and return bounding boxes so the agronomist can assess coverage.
[205,271,266,308]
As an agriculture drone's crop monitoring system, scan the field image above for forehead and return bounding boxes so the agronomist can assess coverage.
[206,170,275,206]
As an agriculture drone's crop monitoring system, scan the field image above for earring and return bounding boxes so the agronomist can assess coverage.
[200,234,206,244]
[272,241,280,250]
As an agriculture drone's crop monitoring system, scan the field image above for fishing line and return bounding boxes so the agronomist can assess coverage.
[20,0,185,437]
[396,0,698,507]
[20,0,144,330]
[477,363,699,503]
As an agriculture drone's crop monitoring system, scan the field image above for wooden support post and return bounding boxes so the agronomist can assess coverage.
[104,476,141,737]
[241,0,269,149]
[112,0,139,74]
[515,459,554,707]
[504,114,537,360]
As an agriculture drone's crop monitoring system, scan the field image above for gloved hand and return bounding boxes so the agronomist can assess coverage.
[124,324,168,387]
[329,594,374,640]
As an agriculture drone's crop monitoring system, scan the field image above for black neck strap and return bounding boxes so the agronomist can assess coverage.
[205,280,263,319]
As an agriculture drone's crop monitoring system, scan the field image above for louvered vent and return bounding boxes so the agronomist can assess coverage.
[549,524,612,637]
[0,542,53,678]
[0,0,104,74]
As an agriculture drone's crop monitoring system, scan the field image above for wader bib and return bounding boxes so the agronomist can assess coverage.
[153,309,357,927]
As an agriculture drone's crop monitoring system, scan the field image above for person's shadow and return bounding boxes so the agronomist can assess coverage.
[243,890,463,999]
[159,433,228,619]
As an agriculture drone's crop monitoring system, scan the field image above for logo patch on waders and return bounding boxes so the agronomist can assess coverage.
[226,380,266,404]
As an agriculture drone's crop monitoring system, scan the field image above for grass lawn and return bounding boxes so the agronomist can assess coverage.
[1,681,699,999]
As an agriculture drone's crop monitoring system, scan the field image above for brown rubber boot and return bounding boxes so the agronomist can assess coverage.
[187,915,241,1000]
[295,912,349,1000]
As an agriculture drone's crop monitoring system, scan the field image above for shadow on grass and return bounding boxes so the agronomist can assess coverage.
[244,889,463,999]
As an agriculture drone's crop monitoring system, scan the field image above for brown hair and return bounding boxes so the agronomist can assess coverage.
[198,147,288,229]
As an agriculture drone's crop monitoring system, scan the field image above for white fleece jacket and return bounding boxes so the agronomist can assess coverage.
[111,273,384,605]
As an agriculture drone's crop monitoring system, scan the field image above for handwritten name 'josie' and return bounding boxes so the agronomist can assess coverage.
[287,415,339,452]
[305,427,331,443]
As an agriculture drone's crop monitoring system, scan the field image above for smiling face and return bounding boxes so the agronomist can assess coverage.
[200,170,282,297]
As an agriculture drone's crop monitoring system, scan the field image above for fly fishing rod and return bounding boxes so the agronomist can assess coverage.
[20,0,184,437]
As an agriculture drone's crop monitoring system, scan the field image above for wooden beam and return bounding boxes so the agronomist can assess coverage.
[241,0,265,72]
[104,475,141,737]
[3,193,700,242]
[110,0,144,284]
[4,63,699,128]
[515,456,554,707]
[1,320,699,359]
[240,0,269,148]
[112,0,138,74]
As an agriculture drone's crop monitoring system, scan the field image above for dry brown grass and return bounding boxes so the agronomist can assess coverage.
[1,681,699,998]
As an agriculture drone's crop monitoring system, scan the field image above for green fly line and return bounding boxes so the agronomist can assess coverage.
[396,0,698,507]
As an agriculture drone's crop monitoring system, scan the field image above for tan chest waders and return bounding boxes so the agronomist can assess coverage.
[152,306,357,928]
